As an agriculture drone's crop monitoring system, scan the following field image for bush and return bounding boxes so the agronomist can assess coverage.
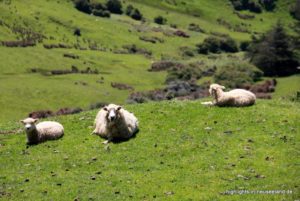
[126,5,142,20]
[154,16,167,25]
[188,23,205,33]
[130,8,142,20]
[90,2,106,10]
[247,22,299,76]
[92,9,110,18]
[165,62,216,83]
[248,0,262,13]
[197,36,238,54]
[73,0,91,14]
[240,41,250,51]
[290,0,300,20]
[106,0,123,14]
[259,0,277,11]
[220,37,239,52]
[230,0,262,13]
[74,28,81,36]
[214,62,263,88]
[126,5,133,14]
[166,65,202,83]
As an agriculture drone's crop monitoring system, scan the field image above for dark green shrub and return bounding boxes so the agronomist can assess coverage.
[247,22,299,76]
[126,5,143,20]
[106,0,123,14]
[74,28,81,36]
[125,4,134,15]
[90,2,106,10]
[73,0,91,14]
[188,23,205,33]
[166,65,202,83]
[259,0,277,11]
[131,9,142,20]
[220,37,239,52]
[92,9,110,18]
[197,36,238,54]
[230,0,262,13]
[240,41,250,51]
[290,0,300,20]
[248,0,262,13]
[154,16,167,25]
[214,62,263,88]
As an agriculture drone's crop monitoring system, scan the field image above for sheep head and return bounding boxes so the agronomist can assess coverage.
[209,84,225,100]
[20,118,38,132]
[103,104,122,123]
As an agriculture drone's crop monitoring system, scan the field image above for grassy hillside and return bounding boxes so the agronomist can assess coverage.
[0,0,298,123]
[0,100,299,200]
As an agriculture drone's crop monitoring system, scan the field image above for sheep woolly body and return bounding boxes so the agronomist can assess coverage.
[93,104,139,142]
[205,83,256,107]
[21,118,64,144]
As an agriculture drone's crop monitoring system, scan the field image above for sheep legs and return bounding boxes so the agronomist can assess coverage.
[102,135,113,144]
[201,101,214,106]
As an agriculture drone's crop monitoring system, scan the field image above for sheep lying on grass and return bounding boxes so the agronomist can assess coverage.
[20,118,64,145]
[93,104,139,144]
[202,83,256,107]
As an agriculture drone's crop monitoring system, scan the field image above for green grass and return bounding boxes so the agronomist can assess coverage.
[0,2,299,198]
[273,74,300,99]
[0,100,299,200]
[0,0,298,124]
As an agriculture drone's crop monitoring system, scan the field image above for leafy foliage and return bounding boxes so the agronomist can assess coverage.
[73,0,91,14]
[290,0,300,20]
[247,22,299,76]
[197,36,238,54]
[214,61,263,88]
[259,0,277,11]
[125,5,143,20]
[230,0,262,13]
[92,9,110,18]
[154,15,167,25]
[106,0,123,14]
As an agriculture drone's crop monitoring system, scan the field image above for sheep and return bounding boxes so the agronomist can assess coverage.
[202,83,256,107]
[20,118,64,145]
[93,104,139,144]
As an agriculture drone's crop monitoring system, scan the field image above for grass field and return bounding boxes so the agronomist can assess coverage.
[0,100,299,200]
[0,1,300,200]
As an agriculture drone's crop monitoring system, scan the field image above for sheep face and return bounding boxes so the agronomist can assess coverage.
[103,105,122,123]
[20,118,38,132]
[209,84,225,97]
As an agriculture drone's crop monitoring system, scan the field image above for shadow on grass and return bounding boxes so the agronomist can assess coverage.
[96,129,140,144]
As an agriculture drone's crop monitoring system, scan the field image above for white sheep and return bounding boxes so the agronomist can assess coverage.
[20,118,64,145]
[202,83,256,107]
[93,104,139,144]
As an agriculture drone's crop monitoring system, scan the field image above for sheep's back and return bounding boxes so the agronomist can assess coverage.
[36,121,64,140]
[225,89,256,106]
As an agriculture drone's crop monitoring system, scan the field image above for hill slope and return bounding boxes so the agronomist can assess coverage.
[0,100,299,200]
[0,0,298,123]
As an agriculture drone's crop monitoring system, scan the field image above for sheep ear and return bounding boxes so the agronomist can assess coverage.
[117,106,122,111]
[33,118,39,123]
[103,107,108,111]
[20,120,25,124]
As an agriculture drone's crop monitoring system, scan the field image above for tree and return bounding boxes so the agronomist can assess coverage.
[247,22,299,76]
